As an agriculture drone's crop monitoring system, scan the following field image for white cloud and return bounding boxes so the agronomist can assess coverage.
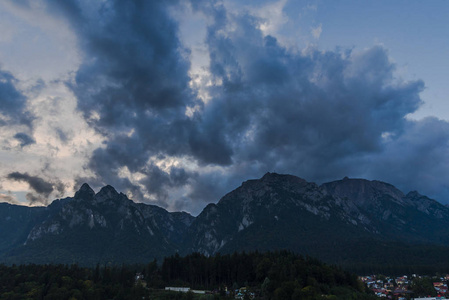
[311,23,322,39]
[0,1,80,82]
[254,0,289,36]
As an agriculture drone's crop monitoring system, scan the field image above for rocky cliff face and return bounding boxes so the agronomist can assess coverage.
[322,176,406,206]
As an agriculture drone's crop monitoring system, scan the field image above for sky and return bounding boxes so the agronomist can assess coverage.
[0,0,448,215]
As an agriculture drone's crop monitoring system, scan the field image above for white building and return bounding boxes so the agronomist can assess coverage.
[165,287,190,293]
[412,297,448,300]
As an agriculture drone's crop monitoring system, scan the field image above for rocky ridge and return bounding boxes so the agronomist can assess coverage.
[1,172,449,266]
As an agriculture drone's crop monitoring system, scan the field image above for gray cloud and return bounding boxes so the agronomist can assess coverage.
[7,172,53,196]
[0,192,18,205]
[18,0,449,213]
[0,69,33,127]
[140,165,192,198]
[24,193,47,206]
[367,117,449,202]
[6,172,65,205]
[13,132,35,148]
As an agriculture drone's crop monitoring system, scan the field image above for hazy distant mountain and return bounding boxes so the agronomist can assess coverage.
[0,203,46,254]
[1,173,449,268]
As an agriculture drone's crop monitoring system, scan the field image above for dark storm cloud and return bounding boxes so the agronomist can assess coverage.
[6,172,65,205]
[368,117,449,201]
[0,70,33,127]
[13,132,35,148]
[49,0,194,125]
[7,172,53,196]
[138,164,194,202]
[190,6,424,185]
[179,3,440,208]
[38,0,231,202]
[31,0,449,211]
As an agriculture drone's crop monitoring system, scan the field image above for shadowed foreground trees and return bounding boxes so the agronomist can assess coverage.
[158,251,375,299]
[0,251,376,299]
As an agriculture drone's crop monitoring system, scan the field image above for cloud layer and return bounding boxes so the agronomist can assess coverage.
[2,0,449,213]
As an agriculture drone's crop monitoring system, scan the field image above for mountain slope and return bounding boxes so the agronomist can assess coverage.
[184,174,374,257]
[185,173,449,265]
[1,173,449,268]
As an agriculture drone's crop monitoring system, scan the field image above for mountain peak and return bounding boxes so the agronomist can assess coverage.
[406,190,421,198]
[74,183,95,200]
[261,172,307,184]
[95,185,119,202]
[322,177,405,206]
[239,173,309,192]
[261,172,285,179]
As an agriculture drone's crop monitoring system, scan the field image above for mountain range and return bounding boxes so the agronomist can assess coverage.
[1,172,449,270]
